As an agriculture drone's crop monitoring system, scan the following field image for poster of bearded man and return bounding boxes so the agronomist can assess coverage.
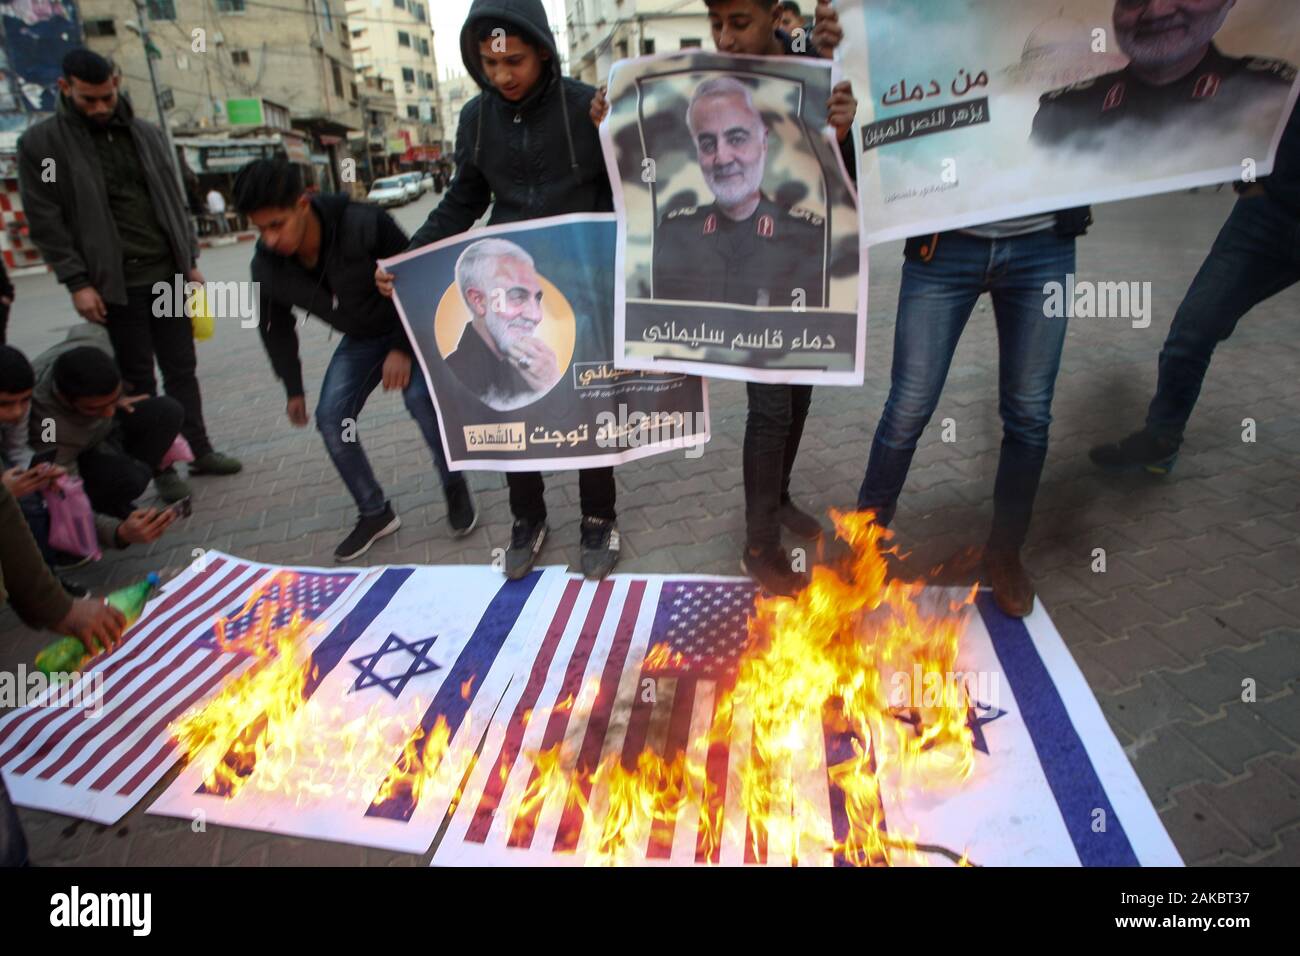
[381,214,709,471]
[835,0,1300,245]
[601,51,864,386]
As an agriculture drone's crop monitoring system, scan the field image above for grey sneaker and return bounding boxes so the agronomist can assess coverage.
[505,518,548,580]
[153,467,192,504]
[579,516,621,580]
[189,450,244,476]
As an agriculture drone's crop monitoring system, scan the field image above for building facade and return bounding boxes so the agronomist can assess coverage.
[345,0,442,157]
[436,69,479,158]
[79,0,362,191]
[564,0,710,85]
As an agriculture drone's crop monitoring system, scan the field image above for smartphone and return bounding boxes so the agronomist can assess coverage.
[29,448,57,468]
[166,496,193,519]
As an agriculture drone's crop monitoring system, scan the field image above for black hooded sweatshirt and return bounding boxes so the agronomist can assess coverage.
[406,0,612,251]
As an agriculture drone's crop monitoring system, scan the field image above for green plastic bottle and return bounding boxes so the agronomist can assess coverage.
[35,573,162,677]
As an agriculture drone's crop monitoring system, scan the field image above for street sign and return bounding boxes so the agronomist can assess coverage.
[226,98,265,126]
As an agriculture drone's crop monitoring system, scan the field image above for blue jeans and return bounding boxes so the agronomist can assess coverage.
[316,334,457,518]
[858,229,1075,550]
[1146,192,1300,443]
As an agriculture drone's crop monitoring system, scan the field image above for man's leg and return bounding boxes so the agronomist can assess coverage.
[504,471,548,580]
[1145,194,1300,444]
[577,466,619,580]
[743,383,797,551]
[401,367,477,535]
[1092,194,1300,473]
[857,239,985,524]
[146,288,222,462]
[104,286,160,400]
[316,337,403,561]
[577,467,616,521]
[506,472,547,523]
[316,336,388,518]
[986,231,1074,558]
[116,395,185,473]
[78,445,152,519]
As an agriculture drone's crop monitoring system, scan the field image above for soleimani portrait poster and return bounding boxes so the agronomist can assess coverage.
[836,0,1300,244]
[383,214,709,471]
[601,51,865,386]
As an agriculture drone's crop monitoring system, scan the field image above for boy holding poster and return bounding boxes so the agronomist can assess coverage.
[595,0,858,595]
[377,0,623,582]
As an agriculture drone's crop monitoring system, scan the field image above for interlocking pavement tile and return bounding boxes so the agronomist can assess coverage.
[1190,758,1300,853]
[1126,725,1230,810]
[1089,629,1194,687]
[1099,674,1205,738]
[1177,703,1294,776]
[1158,786,1257,865]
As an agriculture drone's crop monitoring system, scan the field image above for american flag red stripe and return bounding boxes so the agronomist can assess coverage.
[440,577,770,866]
[552,580,646,852]
[0,555,360,818]
[464,578,583,844]
[506,580,615,848]
[9,562,264,781]
[0,557,245,769]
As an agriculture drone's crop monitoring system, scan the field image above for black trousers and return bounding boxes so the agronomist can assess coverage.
[507,467,617,524]
[0,301,9,345]
[78,396,184,519]
[105,285,214,459]
[743,383,813,548]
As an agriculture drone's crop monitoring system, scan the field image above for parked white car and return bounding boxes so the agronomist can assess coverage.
[400,173,422,200]
[367,176,409,207]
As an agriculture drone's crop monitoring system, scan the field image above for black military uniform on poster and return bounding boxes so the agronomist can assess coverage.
[652,195,826,307]
[1033,44,1295,149]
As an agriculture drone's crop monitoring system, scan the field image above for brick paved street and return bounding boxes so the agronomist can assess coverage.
[2,188,1296,866]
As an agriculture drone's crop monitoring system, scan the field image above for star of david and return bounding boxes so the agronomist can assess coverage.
[349,633,441,698]
[889,700,1007,755]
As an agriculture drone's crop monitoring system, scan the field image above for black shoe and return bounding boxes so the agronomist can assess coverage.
[446,479,478,537]
[778,498,823,540]
[505,518,548,580]
[335,504,401,562]
[59,577,90,599]
[1089,429,1180,475]
[579,516,621,580]
[741,543,807,597]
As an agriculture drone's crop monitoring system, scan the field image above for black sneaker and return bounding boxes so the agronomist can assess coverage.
[1089,429,1180,475]
[778,498,823,540]
[741,543,807,597]
[579,516,621,580]
[446,479,478,537]
[505,518,548,580]
[335,503,401,562]
[59,577,90,599]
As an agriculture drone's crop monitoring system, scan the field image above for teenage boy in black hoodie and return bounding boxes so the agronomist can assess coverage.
[377,0,622,582]
[592,0,858,596]
[237,159,477,562]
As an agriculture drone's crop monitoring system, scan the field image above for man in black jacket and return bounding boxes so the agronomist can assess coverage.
[236,160,476,561]
[376,0,622,582]
[17,50,241,501]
